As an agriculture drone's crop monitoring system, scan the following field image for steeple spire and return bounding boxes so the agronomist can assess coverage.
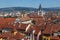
[38,4,42,16]
[39,4,42,11]
[38,4,45,16]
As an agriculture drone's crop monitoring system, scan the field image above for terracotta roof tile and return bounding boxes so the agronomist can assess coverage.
[5,18,16,23]
[43,24,53,34]
[14,32,24,39]
[20,16,31,21]
[17,24,28,30]
[50,36,60,40]
[32,25,40,34]
[2,24,13,28]
[28,13,40,18]
[2,32,13,38]
[43,24,60,34]
[52,24,60,32]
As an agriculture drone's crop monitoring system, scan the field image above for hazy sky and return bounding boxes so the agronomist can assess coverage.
[0,0,60,8]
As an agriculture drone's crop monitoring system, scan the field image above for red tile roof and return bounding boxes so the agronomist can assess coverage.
[52,24,60,32]
[20,16,31,21]
[28,13,41,18]
[50,36,60,40]
[14,32,24,39]
[18,24,28,30]
[43,24,60,34]
[5,18,16,23]
[43,24,52,34]
[32,25,41,35]
[2,32,13,38]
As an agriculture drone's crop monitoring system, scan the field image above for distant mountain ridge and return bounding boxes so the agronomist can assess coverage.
[43,7,60,12]
[0,7,38,12]
[0,7,60,12]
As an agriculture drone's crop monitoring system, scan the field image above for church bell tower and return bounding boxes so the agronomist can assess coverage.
[38,4,45,16]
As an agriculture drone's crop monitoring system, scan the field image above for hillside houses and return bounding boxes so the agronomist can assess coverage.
[0,5,60,40]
